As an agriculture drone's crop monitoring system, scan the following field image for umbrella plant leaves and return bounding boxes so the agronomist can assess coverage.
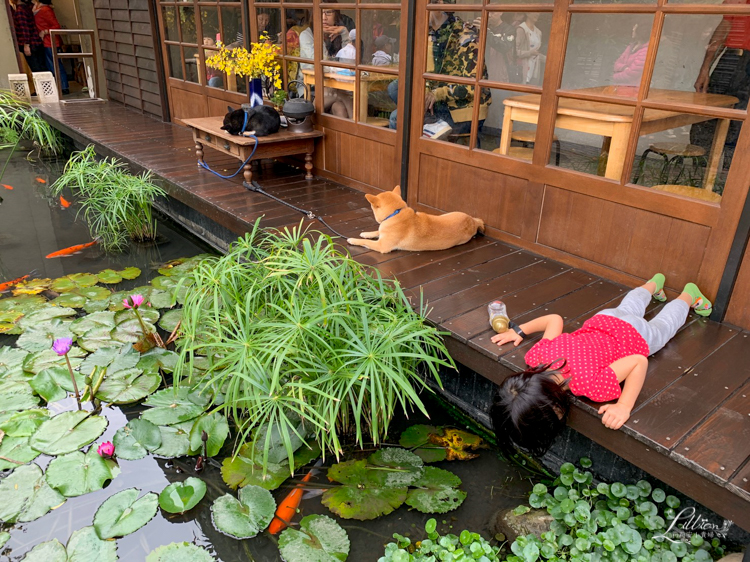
[322,460,408,520]
[0,464,66,523]
[146,542,214,562]
[158,309,182,332]
[142,387,206,426]
[113,418,162,460]
[45,446,120,497]
[278,514,350,562]
[66,525,118,561]
[93,488,158,539]
[368,448,424,487]
[398,425,448,463]
[158,477,206,514]
[29,410,108,456]
[211,485,276,539]
[189,412,228,457]
[19,539,67,562]
[153,421,194,458]
[404,466,466,514]
[95,369,160,404]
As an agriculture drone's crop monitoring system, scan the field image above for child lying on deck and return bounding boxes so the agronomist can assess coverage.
[489,274,712,455]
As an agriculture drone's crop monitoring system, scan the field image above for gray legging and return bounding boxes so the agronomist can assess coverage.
[597,287,689,355]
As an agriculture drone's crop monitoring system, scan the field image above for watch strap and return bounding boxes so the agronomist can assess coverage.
[509,321,527,339]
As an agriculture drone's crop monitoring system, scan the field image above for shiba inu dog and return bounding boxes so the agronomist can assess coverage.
[347,186,485,253]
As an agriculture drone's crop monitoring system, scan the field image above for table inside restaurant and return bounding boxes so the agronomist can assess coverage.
[498,88,739,188]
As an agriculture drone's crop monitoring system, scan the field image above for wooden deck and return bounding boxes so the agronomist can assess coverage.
[36,102,750,532]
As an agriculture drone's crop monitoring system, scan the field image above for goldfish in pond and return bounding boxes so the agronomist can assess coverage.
[60,195,71,208]
[35,177,46,184]
[46,240,98,258]
[0,274,31,292]
[2,184,12,190]
[268,459,323,535]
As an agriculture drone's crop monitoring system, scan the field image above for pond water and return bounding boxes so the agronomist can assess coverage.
[0,151,535,561]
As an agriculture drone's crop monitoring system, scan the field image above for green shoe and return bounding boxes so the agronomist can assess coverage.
[684,283,712,317]
[648,273,667,302]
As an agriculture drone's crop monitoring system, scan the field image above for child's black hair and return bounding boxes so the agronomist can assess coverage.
[490,359,570,457]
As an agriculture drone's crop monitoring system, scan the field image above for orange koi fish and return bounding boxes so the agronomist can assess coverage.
[46,240,98,258]
[0,274,30,292]
[2,184,13,190]
[35,177,46,184]
[60,195,71,208]
[268,460,323,535]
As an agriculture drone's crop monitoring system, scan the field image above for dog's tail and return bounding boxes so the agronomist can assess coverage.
[474,217,486,236]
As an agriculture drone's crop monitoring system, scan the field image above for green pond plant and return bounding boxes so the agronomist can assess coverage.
[506,458,727,562]
[174,220,454,468]
[49,145,166,252]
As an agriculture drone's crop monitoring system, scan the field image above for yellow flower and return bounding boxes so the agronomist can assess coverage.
[206,33,282,89]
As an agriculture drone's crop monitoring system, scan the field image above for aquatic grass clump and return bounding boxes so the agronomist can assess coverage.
[50,145,166,251]
[174,220,454,467]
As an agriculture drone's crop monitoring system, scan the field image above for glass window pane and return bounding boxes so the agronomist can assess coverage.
[162,6,178,42]
[425,11,483,78]
[489,0,551,4]
[475,87,538,160]
[324,85,354,120]
[221,6,243,46]
[203,48,224,89]
[321,8,356,63]
[650,13,749,112]
[561,14,654,98]
[421,79,491,145]
[257,8,282,44]
[360,72,398,128]
[184,47,200,84]
[546,98,635,179]
[360,10,400,68]
[167,44,183,80]
[484,12,551,86]
[287,9,313,59]
[178,6,197,45]
[630,109,741,198]
[200,7,219,46]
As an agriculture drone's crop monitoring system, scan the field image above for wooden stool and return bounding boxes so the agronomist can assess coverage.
[510,129,560,165]
[493,146,534,162]
[633,143,707,186]
[652,184,721,203]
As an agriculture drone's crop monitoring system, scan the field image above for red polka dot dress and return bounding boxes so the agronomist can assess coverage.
[524,315,649,402]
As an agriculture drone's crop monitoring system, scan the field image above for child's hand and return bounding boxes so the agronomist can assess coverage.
[598,403,631,430]
[491,330,523,347]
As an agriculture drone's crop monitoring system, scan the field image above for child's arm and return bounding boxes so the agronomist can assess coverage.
[491,314,563,346]
[598,354,648,430]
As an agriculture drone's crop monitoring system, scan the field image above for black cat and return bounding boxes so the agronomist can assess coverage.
[221,105,281,137]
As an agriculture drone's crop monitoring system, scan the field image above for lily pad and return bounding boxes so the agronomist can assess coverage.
[118,267,141,280]
[149,289,175,310]
[97,269,123,284]
[146,542,213,562]
[150,276,178,291]
[95,368,160,404]
[211,485,276,539]
[0,409,49,437]
[80,342,136,374]
[368,448,424,487]
[0,435,42,470]
[142,387,206,426]
[158,309,182,332]
[20,539,67,561]
[0,383,39,413]
[18,306,77,327]
[427,428,487,461]
[189,412,228,457]
[158,477,207,514]
[17,318,74,352]
[93,488,159,539]
[0,532,9,549]
[398,425,448,463]
[138,348,179,374]
[0,347,29,374]
[0,464,66,523]
[51,273,99,292]
[404,466,466,514]
[30,410,108,456]
[113,418,162,460]
[23,348,85,375]
[322,460,408,520]
[221,443,321,490]
[31,366,86,403]
[0,294,46,313]
[153,421,194,458]
[66,526,118,561]
[278,514,350,562]
[46,446,120,497]
[71,311,116,336]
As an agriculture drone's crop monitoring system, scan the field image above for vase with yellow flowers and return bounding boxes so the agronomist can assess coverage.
[205,34,282,107]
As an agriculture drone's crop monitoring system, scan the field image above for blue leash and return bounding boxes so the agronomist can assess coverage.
[198,133,259,180]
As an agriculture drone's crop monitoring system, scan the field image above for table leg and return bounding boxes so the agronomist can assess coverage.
[702,118,730,190]
[498,109,514,155]
[305,153,314,180]
[243,162,252,186]
[597,137,611,177]
[195,141,204,168]
[604,123,631,181]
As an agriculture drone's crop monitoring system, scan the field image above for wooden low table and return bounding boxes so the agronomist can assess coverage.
[183,116,324,187]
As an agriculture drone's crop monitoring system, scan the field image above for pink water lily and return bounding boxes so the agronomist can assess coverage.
[123,294,145,309]
[52,337,73,356]
[97,441,115,459]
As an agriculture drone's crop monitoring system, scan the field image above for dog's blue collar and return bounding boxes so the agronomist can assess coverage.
[382,208,402,222]
[240,110,249,135]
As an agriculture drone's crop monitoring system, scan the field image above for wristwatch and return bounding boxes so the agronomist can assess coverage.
[508,321,527,339]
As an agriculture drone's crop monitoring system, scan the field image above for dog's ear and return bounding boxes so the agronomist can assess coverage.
[392,185,402,197]
[227,106,234,113]
[366,194,379,206]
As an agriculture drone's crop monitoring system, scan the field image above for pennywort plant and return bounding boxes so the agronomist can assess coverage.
[508,459,727,562]
[50,145,166,251]
[174,221,454,468]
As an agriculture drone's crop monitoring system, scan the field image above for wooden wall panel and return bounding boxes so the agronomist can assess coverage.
[318,128,397,192]
[172,89,208,121]
[724,241,750,329]
[93,0,165,120]
[538,187,711,290]
[415,155,533,238]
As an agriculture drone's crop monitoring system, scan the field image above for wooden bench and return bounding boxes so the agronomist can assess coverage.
[183,116,323,187]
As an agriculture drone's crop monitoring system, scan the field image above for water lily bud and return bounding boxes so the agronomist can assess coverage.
[52,337,73,356]
[97,441,115,459]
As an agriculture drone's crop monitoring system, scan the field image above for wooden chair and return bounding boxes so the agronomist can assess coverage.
[510,129,561,165]
[651,184,721,203]
[633,142,707,186]
[493,146,534,162]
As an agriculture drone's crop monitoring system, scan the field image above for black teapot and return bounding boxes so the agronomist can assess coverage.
[283,80,315,127]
